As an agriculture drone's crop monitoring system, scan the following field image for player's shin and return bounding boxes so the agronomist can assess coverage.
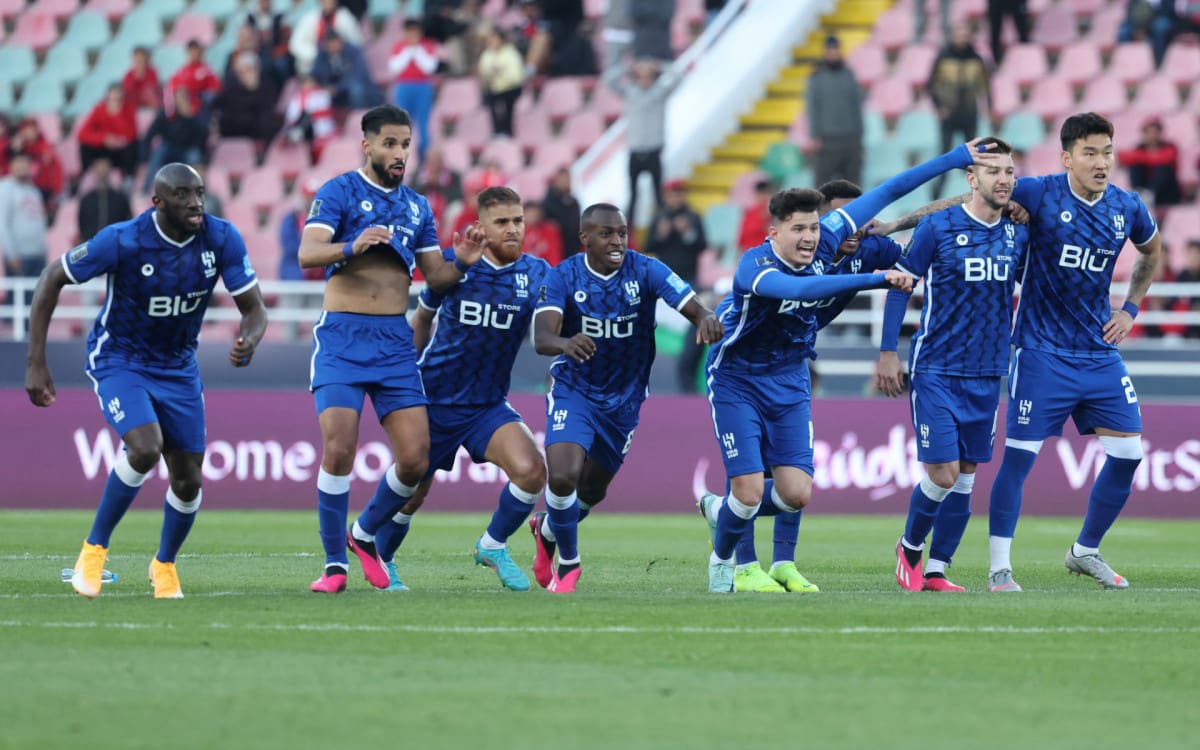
[987,440,1040,571]
[484,482,539,546]
[904,475,952,551]
[1077,436,1143,549]
[772,510,801,565]
[545,489,581,562]
[375,511,412,563]
[87,453,151,547]
[356,465,418,537]
[713,494,757,560]
[157,488,200,563]
[928,474,973,571]
[316,469,352,568]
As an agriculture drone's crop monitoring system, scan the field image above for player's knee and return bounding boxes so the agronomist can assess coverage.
[394,457,427,487]
[508,455,547,495]
[321,437,358,475]
[124,444,162,474]
[169,476,202,503]
[927,465,958,490]
[776,485,810,510]
[546,469,577,498]
[1099,435,1143,462]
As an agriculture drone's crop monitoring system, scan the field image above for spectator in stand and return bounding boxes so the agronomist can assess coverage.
[631,0,675,61]
[167,40,222,121]
[605,58,680,226]
[413,145,463,246]
[526,0,596,76]
[141,89,209,194]
[290,0,362,76]
[312,31,383,110]
[926,23,991,198]
[1120,117,1183,208]
[1176,239,1200,339]
[644,178,709,393]
[215,53,281,160]
[0,114,13,174]
[736,178,773,254]
[77,85,140,180]
[223,23,278,91]
[339,0,367,20]
[513,0,541,58]
[1118,1,1200,67]
[425,0,482,76]
[986,0,1031,65]
[5,118,64,215]
[122,47,162,112]
[543,166,581,259]
[280,177,326,282]
[479,26,526,138]
[388,19,439,163]
[247,0,294,84]
[0,153,49,311]
[914,0,951,43]
[77,157,133,243]
[283,75,339,163]
[523,200,564,265]
[806,35,863,188]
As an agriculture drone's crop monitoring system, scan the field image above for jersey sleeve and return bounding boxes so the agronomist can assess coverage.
[872,236,905,270]
[1128,192,1158,247]
[646,256,696,311]
[1011,176,1047,218]
[895,218,936,278]
[732,250,774,296]
[219,223,259,296]
[414,195,441,254]
[418,286,443,310]
[536,264,567,314]
[304,179,348,236]
[61,226,119,284]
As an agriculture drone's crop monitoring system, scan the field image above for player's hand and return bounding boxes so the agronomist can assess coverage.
[964,137,1004,168]
[25,362,56,407]
[695,315,723,345]
[351,226,394,256]
[561,333,596,363]
[1103,308,1135,345]
[229,336,255,367]
[882,270,913,293]
[1003,200,1030,224]
[874,351,906,398]
[863,218,896,237]
[452,223,486,267]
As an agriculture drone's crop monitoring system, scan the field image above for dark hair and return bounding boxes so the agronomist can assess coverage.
[768,188,823,223]
[404,18,424,31]
[361,105,412,137]
[1060,113,1113,152]
[478,186,521,211]
[817,179,862,204]
[581,202,623,225]
[973,136,1014,155]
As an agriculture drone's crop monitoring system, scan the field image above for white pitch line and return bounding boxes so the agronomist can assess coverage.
[1,620,1199,636]
[0,552,318,561]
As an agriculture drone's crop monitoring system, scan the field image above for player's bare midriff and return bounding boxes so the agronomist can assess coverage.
[321,251,412,316]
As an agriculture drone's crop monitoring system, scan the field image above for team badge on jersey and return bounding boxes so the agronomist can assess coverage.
[1112,214,1126,241]
[141,263,154,276]
[360,199,373,212]
[308,199,322,218]
[666,273,688,293]
[202,250,217,278]
[574,290,587,303]
[69,243,88,263]
[624,280,641,305]
[515,273,529,298]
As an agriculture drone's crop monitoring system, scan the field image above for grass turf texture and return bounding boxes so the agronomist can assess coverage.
[1,511,1197,750]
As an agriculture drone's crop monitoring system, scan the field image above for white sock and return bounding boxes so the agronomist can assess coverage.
[558,554,580,566]
[479,532,505,550]
[390,511,413,525]
[1072,542,1099,557]
[925,558,947,576]
[351,520,373,543]
[709,550,733,565]
[989,536,1012,573]
[539,515,557,542]
[726,493,758,519]
[901,537,924,552]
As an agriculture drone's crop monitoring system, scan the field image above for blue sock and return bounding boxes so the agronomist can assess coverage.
[714,496,756,560]
[356,467,416,536]
[577,501,592,523]
[316,469,351,567]
[929,491,971,565]
[375,514,411,563]
[989,446,1038,538]
[486,482,537,544]
[86,455,149,547]
[773,510,801,564]
[1078,455,1140,548]
[546,489,580,561]
[156,489,200,563]
[904,478,949,549]
[734,524,758,565]
[754,480,780,516]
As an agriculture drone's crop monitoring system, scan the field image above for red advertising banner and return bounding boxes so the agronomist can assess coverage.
[3,389,1198,517]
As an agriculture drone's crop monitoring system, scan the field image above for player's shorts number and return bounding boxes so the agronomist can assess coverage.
[1121,376,1138,404]
[621,429,636,456]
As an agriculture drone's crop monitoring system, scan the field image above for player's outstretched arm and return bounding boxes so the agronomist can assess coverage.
[419,224,486,291]
[753,268,905,302]
[679,297,724,345]
[533,309,595,362]
[865,193,971,236]
[229,286,268,367]
[1104,232,1163,345]
[24,260,70,407]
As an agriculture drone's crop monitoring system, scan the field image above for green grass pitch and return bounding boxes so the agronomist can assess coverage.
[1,510,1197,750]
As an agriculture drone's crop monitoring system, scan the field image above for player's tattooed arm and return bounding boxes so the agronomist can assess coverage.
[1104,232,1163,344]
[24,261,71,407]
[866,194,970,236]
[229,285,268,367]
[680,297,723,345]
[534,308,596,362]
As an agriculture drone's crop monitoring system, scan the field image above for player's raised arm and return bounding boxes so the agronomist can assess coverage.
[23,260,70,407]
[417,223,486,291]
[752,266,910,301]
[229,286,268,367]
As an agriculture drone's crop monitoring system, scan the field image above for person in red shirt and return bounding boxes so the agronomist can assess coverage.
[388,18,439,161]
[1119,117,1182,207]
[521,200,563,265]
[736,178,773,254]
[166,40,222,119]
[122,47,162,111]
[77,85,139,178]
[6,118,64,214]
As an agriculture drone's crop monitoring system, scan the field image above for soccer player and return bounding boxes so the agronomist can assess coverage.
[702,141,1002,593]
[367,187,551,592]
[874,137,1026,592]
[299,105,485,593]
[25,163,268,599]
[528,202,724,594]
[986,113,1162,591]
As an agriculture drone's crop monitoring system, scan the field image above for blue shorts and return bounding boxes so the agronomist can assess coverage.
[1006,348,1142,439]
[310,311,427,420]
[86,365,206,454]
[426,400,524,480]
[707,364,813,477]
[544,383,640,474]
[909,372,1001,465]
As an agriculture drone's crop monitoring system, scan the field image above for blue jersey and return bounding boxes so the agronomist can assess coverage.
[62,210,258,373]
[897,206,1026,377]
[418,253,551,406]
[812,234,904,329]
[304,169,440,279]
[1011,173,1157,358]
[537,251,695,408]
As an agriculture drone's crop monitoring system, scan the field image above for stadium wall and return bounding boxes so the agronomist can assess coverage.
[3,389,1198,517]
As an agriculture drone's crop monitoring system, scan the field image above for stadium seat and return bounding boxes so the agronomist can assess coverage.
[1083,4,1124,52]
[203,167,233,205]
[448,108,489,149]
[224,202,260,235]
[151,45,189,81]
[114,6,164,48]
[872,7,914,53]
[437,139,473,173]
[562,112,606,155]
[263,140,311,181]
[41,42,90,86]
[315,137,364,174]
[1161,111,1198,147]
[1063,0,1107,17]
[369,0,403,21]
[0,82,13,112]
[0,0,24,21]
[759,141,804,183]
[892,44,938,91]
[80,0,133,21]
[1108,43,1156,86]
[846,42,888,89]
[1077,74,1128,116]
[1159,43,1200,88]
[10,12,59,53]
[586,83,624,124]
[539,78,586,125]
[199,0,243,24]
[728,170,769,209]
[211,139,260,178]
[1025,141,1064,176]
[529,141,576,172]
[999,111,1047,152]
[946,0,987,26]
[1129,74,1181,115]
[507,167,551,203]
[514,108,552,154]
[998,43,1048,89]
[479,139,525,176]
[64,69,111,119]
[137,0,187,22]
[892,110,940,162]
[1054,41,1102,86]
[703,202,744,260]
[167,13,217,47]
[30,0,80,18]
[433,77,483,128]
[1031,4,1077,51]
[1163,205,1200,250]
[1026,74,1074,122]
[14,74,66,116]
[239,168,287,212]
[866,75,914,121]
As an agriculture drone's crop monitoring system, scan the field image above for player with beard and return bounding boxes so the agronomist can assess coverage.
[299,105,486,593]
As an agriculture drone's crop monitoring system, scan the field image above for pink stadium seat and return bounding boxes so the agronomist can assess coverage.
[1031,4,1077,51]
[81,0,132,21]
[866,75,914,121]
[0,0,24,21]
[540,78,585,124]
[786,115,814,152]
[1027,75,1074,122]
[946,0,986,26]
[33,112,62,143]
[989,73,1023,118]
[433,77,482,128]
[1129,74,1181,115]
[239,167,286,211]
[1160,43,1200,87]
[1176,144,1200,192]
[453,108,492,149]
[1161,111,1199,147]
[167,13,217,47]
[365,39,395,86]
[872,8,914,53]
[729,170,769,210]
[435,138,471,174]
[1026,141,1064,176]
[998,43,1048,89]
[1083,4,1124,52]
[1108,43,1156,86]
[316,137,363,172]
[30,0,80,19]
[1077,74,1128,116]
[530,141,575,172]
[263,139,311,181]
[563,113,606,155]
[478,139,524,175]
[892,44,938,90]
[514,108,552,154]
[1064,0,1108,18]
[846,43,888,89]
[210,139,258,177]
[1162,205,1200,254]
[224,202,259,234]
[508,167,551,202]
[1055,41,1102,86]
[56,140,81,181]
[1109,110,1145,147]
[586,84,624,125]
[11,12,59,52]
[203,167,232,204]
